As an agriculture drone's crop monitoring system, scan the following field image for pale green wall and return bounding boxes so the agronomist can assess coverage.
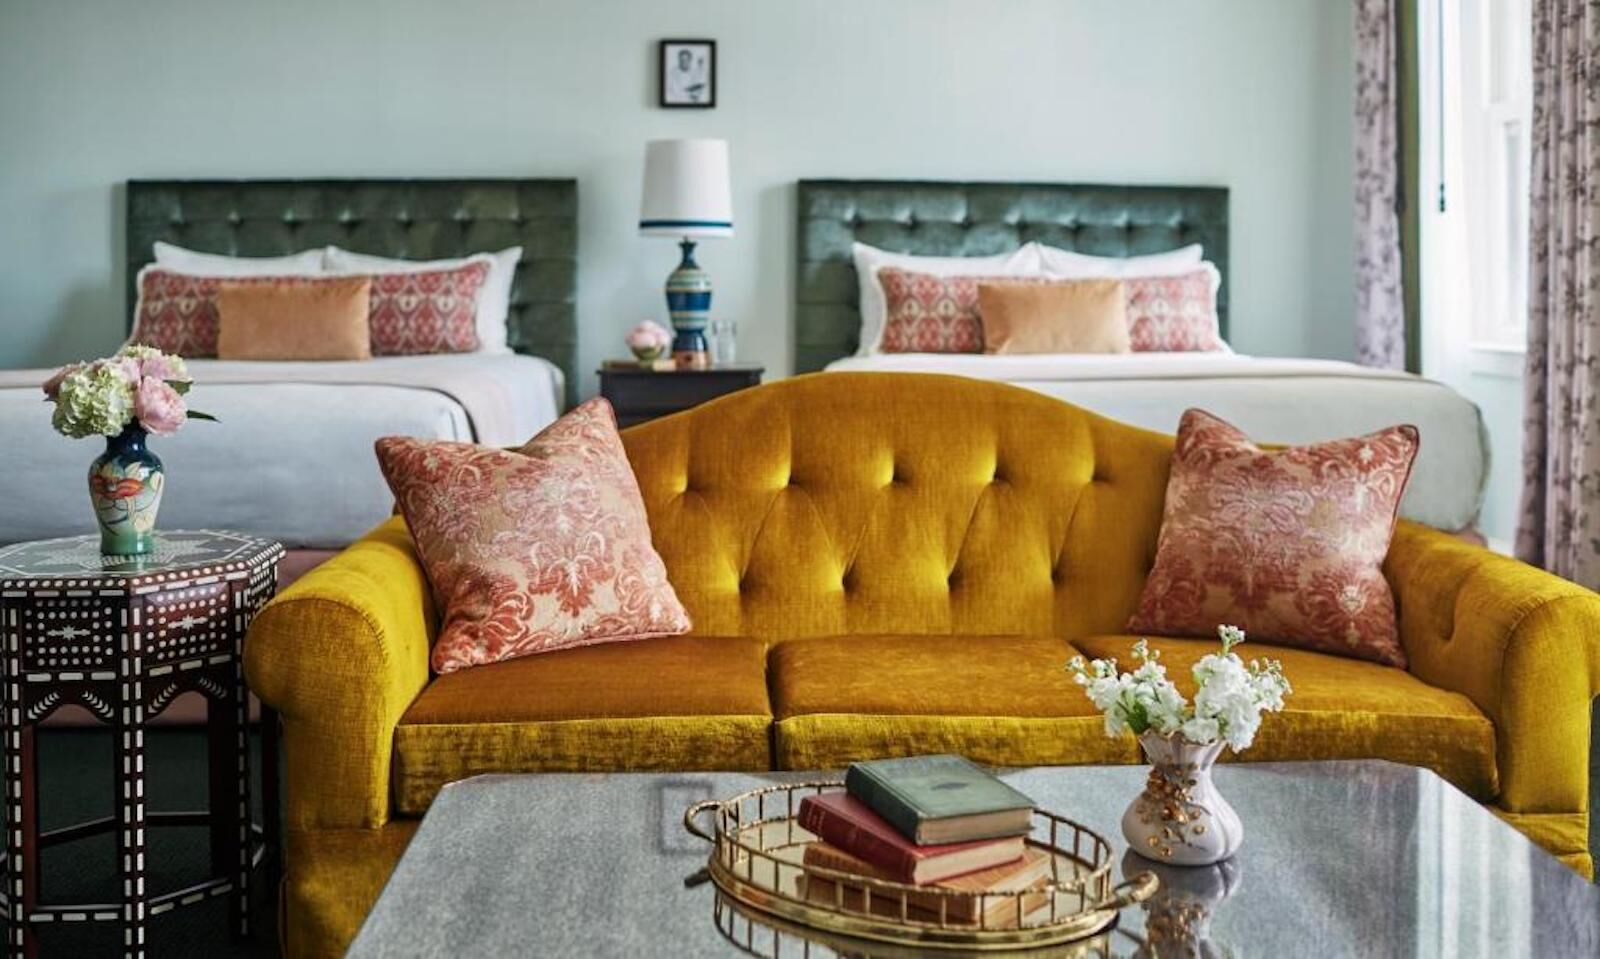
[0,0,1355,393]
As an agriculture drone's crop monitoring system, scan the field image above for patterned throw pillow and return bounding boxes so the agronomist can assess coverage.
[1124,267,1226,352]
[131,261,488,357]
[878,269,1048,353]
[376,398,690,674]
[1127,409,1419,667]
[367,261,489,355]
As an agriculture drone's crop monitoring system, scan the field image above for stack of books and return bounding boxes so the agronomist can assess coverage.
[796,754,1049,927]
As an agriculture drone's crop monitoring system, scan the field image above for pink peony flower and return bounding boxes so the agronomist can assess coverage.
[134,377,187,434]
[105,356,142,384]
[626,321,672,350]
[42,362,84,399]
[138,353,188,383]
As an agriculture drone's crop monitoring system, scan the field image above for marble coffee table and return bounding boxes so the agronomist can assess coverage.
[347,761,1600,958]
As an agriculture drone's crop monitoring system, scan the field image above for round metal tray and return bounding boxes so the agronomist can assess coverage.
[684,780,1157,951]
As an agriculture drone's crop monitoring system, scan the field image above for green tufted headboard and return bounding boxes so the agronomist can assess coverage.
[126,178,578,403]
[795,179,1228,372]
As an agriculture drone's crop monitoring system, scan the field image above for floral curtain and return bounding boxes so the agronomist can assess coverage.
[1354,0,1406,370]
[1516,0,1599,587]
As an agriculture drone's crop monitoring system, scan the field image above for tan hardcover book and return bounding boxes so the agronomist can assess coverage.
[602,358,677,371]
[801,842,1052,927]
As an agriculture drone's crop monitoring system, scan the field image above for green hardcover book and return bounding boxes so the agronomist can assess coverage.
[844,754,1034,845]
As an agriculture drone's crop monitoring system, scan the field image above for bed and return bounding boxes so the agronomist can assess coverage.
[2,178,578,554]
[797,179,1488,533]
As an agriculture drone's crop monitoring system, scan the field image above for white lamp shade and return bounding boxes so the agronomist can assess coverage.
[639,138,733,238]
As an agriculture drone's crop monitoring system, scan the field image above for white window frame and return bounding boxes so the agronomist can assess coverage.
[1457,0,1533,353]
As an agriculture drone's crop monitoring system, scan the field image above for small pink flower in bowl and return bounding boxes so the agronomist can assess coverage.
[625,321,673,362]
[134,377,187,434]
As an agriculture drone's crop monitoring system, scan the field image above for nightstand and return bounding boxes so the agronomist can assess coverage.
[598,364,764,428]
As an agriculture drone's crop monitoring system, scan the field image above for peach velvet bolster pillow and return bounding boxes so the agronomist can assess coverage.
[215,276,373,361]
[977,278,1130,354]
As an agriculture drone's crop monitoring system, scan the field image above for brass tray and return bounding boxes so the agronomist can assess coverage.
[684,781,1157,951]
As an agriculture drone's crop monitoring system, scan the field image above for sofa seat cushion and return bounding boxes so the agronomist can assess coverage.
[393,635,771,814]
[1072,635,1498,800]
[769,634,1138,770]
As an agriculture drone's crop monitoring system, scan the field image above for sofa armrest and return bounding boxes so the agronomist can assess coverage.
[245,516,435,831]
[1385,521,1600,814]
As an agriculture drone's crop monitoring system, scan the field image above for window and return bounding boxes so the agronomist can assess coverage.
[1457,0,1533,349]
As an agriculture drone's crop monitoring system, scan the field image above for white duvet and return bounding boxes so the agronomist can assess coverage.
[826,352,1488,532]
[1,355,564,550]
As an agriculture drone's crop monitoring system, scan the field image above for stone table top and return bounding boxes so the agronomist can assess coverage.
[347,761,1600,958]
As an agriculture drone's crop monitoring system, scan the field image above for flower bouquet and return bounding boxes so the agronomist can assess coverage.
[43,345,214,555]
[1067,626,1291,865]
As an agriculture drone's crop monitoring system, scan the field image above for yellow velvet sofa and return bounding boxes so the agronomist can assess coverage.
[244,373,1600,957]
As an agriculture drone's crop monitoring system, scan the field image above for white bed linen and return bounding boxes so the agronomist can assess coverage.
[826,352,1487,532]
[1,355,563,550]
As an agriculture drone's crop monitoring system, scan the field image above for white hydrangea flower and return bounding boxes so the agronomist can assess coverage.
[1067,624,1292,753]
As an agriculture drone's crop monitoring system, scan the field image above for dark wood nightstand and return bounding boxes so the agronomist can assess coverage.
[598,364,765,428]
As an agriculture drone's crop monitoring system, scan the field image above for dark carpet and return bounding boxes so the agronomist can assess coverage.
[2,726,278,958]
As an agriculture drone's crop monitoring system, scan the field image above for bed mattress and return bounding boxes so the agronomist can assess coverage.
[0,354,563,550]
[825,352,1488,532]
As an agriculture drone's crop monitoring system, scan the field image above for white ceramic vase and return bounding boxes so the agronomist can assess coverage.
[1123,732,1244,866]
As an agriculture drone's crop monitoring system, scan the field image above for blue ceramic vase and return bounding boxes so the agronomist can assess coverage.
[88,424,164,555]
[665,238,713,368]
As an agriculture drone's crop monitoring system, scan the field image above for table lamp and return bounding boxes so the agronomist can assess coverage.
[639,138,732,369]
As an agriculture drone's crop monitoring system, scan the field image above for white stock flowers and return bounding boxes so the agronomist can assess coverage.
[1066,625,1292,752]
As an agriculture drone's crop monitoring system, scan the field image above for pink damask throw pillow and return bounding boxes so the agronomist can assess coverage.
[1127,409,1419,667]
[376,398,690,674]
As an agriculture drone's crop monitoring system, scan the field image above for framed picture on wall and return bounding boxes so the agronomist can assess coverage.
[659,39,716,108]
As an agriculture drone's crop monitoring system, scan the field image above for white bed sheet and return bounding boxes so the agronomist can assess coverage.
[2,355,564,550]
[826,352,1488,532]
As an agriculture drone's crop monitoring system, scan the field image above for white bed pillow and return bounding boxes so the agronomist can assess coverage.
[1037,243,1204,278]
[325,246,522,355]
[852,242,1041,355]
[152,241,325,276]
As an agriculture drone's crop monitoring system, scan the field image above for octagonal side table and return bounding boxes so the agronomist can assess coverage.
[0,530,284,959]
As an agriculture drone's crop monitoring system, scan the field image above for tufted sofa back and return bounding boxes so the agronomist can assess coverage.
[622,373,1174,642]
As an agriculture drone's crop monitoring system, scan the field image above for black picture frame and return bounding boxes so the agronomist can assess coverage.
[659,39,716,109]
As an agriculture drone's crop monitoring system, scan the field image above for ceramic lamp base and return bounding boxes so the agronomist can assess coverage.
[672,330,710,369]
[665,237,713,371]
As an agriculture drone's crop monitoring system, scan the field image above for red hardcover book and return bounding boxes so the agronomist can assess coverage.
[797,792,1024,884]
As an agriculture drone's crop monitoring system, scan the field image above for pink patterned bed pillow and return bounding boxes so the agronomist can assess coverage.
[1127,409,1419,667]
[367,260,488,355]
[376,398,691,674]
[130,261,488,356]
[1124,266,1226,352]
[878,268,1049,353]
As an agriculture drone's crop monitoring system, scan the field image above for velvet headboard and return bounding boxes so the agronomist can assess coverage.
[126,178,578,401]
[795,179,1228,372]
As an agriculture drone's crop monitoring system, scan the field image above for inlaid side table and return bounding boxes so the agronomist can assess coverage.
[0,530,284,959]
